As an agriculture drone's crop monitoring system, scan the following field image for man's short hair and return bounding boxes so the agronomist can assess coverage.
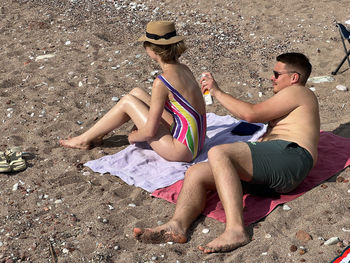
[276,53,312,85]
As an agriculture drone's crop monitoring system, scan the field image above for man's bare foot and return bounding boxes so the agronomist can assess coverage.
[59,136,103,150]
[198,228,250,254]
[133,221,187,244]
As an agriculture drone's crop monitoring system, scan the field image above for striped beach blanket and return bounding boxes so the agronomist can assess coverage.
[85,113,266,192]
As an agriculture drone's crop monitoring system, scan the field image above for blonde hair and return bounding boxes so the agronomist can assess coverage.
[143,41,187,63]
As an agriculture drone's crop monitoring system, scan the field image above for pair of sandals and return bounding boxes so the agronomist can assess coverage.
[0,147,27,173]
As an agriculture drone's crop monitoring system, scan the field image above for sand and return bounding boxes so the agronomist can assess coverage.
[0,0,350,262]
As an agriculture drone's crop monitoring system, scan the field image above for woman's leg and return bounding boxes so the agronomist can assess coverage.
[128,89,192,161]
[129,88,173,125]
[129,88,151,105]
[59,93,153,149]
[60,87,192,161]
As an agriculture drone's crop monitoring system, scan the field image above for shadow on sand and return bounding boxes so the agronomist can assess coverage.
[332,121,350,139]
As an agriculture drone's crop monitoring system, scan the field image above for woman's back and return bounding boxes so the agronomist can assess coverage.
[161,63,206,116]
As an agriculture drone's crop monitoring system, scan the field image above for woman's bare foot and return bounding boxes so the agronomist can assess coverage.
[59,136,103,150]
[133,221,187,244]
[198,228,250,254]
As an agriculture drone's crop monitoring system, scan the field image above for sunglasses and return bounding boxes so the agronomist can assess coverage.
[273,71,300,79]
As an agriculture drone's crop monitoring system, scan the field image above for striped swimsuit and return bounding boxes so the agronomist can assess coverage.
[158,75,206,160]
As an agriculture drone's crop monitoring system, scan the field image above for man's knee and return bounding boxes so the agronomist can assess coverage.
[208,144,230,161]
[185,163,211,182]
[208,143,253,180]
[185,164,213,187]
[208,145,220,158]
[185,165,201,179]
[208,142,250,162]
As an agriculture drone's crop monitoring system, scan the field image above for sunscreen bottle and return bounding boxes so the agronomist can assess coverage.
[203,90,213,105]
[201,73,213,105]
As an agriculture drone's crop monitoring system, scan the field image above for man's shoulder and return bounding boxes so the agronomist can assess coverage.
[279,84,315,97]
[282,84,306,91]
[272,84,318,110]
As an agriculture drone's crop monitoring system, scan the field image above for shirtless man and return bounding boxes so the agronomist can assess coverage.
[133,52,320,253]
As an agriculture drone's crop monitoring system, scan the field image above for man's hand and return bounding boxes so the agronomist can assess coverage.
[200,72,222,98]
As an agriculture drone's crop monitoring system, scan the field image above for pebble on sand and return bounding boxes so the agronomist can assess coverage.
[202,228,210,234]
[335,85,348,91]
[282,204,292,211]
[35,54,56,61]
[12,183,19,191]
[296,230,312,242]
[308,76,334,83]
[290,245,298,252]
[309,87,316,92]
[324,237,340,246]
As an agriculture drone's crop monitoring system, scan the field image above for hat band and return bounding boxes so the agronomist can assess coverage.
[146,30,177,41]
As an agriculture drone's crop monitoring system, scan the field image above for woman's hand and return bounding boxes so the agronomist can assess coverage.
[200,72,221,98]
[128,130,137,144]
[128,128,151,144]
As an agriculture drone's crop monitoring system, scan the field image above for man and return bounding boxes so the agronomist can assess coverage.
[133,52,320,253]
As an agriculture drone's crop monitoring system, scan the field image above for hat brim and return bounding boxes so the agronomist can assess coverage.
[137,35,185,45]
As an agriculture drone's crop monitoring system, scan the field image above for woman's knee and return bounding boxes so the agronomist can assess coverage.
[119,93,137,107]
[129,87,147,97]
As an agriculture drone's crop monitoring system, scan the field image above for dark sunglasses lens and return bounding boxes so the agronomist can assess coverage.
[273,71,280,78]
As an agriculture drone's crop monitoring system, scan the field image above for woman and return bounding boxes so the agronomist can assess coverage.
[60,21,206,162]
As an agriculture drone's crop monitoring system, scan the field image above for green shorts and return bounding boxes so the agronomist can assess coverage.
[244,140,313,194]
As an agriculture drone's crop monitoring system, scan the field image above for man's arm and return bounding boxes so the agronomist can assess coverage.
[200,72,303,123]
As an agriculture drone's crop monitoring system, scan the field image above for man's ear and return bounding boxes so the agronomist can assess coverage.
[291,73,300,84]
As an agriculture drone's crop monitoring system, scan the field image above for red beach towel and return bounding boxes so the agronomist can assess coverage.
[152,131,350,226]
[330,245,350,263]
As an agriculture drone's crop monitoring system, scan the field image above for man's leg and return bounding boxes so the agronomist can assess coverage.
[134,162,216,243]
[198,142,252,253]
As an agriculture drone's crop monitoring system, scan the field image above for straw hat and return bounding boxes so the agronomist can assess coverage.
[138,21,184,45]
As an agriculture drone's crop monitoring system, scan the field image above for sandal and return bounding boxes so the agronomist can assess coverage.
[0,151,11,173]
[5,147,27,172]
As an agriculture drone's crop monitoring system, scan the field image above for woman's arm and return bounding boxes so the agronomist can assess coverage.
[128,78,169,143]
